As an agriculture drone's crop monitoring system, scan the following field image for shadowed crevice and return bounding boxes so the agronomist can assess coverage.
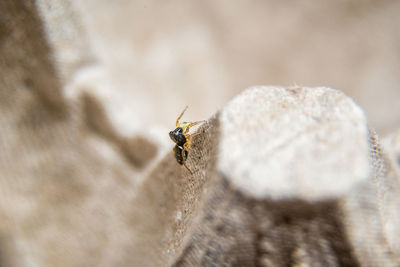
[173,175,360,266]
[82,92,157,168]
[255,198,360,267]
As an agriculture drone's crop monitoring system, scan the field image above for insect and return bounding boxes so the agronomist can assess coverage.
[169,106,204,174]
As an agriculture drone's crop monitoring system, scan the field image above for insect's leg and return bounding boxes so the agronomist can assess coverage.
[183,162,193,174]
[184,120,205,134]
[176,106,188,127]
[184,132,200,150]
[180,146,192,174]
[186,132,201,139]
[183,138,191,150]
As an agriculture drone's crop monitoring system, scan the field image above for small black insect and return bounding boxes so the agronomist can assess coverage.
[169,106,203,174]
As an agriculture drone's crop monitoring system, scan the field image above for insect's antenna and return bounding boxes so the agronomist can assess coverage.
[183,162,193,175]
[176,106,188,127]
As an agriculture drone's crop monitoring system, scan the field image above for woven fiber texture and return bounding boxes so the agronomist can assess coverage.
[1,1,400,266]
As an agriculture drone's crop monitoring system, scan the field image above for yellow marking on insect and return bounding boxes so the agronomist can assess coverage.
[171,106,205,174]
[178,121,192,129]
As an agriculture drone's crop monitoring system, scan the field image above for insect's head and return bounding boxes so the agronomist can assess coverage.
[169,127,186,145]
[169,127,182,139]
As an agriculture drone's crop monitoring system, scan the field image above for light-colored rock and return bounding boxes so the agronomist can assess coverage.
[218,86,370,201]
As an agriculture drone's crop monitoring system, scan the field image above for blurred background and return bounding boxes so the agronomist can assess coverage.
[1,0,400,266]
[42,0,400,138]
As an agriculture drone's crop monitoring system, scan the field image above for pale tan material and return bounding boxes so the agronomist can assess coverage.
[38,0,400,135]
[341,131,400,267]
[1,1,400,267]
[380,130,400,260]
[218,86,370,201]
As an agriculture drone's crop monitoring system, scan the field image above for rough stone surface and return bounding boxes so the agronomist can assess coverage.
[218,86,370,201]
[1,1,400,267]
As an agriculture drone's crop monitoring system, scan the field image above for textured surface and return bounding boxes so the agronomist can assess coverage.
[218,86,369,200]
[1,1,400,266]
